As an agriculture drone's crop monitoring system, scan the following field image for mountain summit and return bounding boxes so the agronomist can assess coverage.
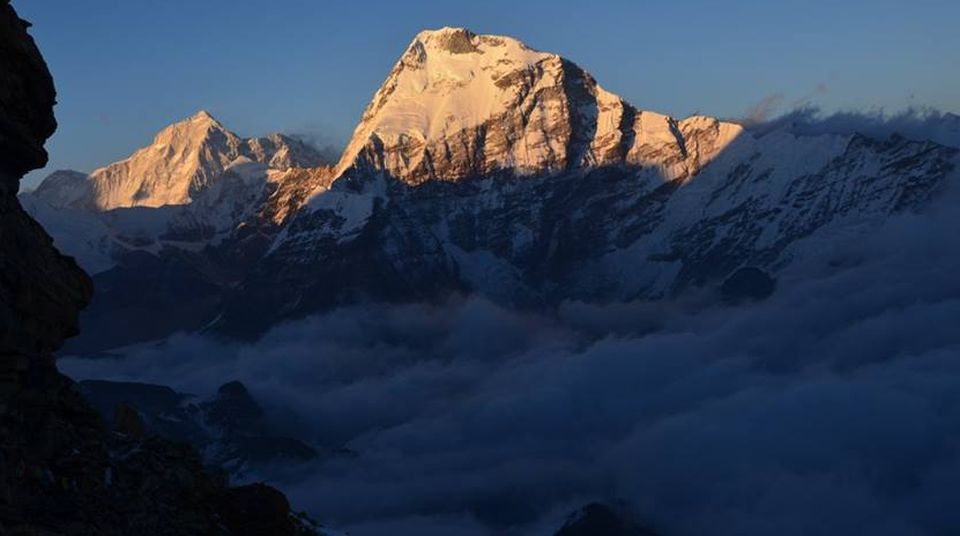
[34,111,327,210]
[86,110,242,209]
[337,27,742,184]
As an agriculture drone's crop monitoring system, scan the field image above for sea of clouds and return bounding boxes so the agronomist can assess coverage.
[60,113,960,535]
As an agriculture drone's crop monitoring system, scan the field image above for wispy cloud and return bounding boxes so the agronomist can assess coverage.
[741,93,785,125]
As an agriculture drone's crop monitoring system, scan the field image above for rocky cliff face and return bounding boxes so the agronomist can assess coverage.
[0,2,317,533]
[0,0,91,357]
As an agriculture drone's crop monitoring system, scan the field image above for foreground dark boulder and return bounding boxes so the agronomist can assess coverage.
[0,2,314,533]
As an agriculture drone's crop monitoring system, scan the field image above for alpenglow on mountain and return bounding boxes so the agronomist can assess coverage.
[22,27,959,352]
[35,110,327,210]
[22,111,332,272]
[337,27,740,183]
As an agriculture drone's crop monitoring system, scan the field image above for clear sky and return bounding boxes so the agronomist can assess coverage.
[14,0,960,188]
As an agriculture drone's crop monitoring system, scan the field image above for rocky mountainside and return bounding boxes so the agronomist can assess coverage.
[217,28,958,337]
[25,27,960,352]
[0,2,319,533]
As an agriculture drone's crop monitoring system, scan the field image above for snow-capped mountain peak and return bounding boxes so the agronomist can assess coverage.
[21,112,332,274]
[336,27,554,176]
[78,110,246,209]
[148,109,231,147]
[31,111,328,211]
[190,109,216,121]
[336,28,742,186]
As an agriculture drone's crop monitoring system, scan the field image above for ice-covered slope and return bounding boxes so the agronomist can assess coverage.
[18,193,116,273]
[29,169,92,208]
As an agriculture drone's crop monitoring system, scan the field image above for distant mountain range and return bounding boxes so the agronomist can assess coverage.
[21,27,959,353]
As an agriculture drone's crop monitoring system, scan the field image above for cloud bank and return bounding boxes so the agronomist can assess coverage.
[60,182,960,535]
[743,105,960,149]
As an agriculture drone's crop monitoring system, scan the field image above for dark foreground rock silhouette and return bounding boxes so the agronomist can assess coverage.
[0,2,315,533]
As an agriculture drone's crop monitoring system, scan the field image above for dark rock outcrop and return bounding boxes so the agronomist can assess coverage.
[0,1,55,181]
[204,380,267,435]
[720,266,777,304]
[112,402,146,439]
[0,3,314,533]
[0,0,91,358]
[555,502,658,536]
[217,483,316,536]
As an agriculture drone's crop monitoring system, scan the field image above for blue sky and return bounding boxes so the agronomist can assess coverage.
[15,0,960,188]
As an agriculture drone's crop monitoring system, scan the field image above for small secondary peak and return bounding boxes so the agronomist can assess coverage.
[413,27,480,53]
